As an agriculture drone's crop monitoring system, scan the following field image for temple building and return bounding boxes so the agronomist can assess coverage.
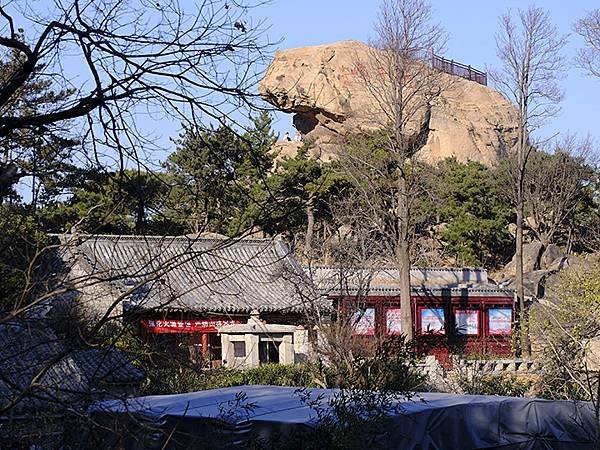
[56,234,318,367]
[308,266,515,360]
[55,234,515,368]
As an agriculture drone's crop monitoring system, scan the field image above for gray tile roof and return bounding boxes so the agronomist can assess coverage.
[60,234,317,314]
[0,322,144,413]
[0,323,88,412]
[72,348,145,386]
[307,266,513,298]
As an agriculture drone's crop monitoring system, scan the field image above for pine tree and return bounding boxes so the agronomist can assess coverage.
[435,158,512,268]
[0,40,79,207]
[164,113,276,235]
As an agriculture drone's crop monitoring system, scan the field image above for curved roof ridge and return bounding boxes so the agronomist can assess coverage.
[57,233,281,244]
[306,265,487,272]
[325,286,515,295]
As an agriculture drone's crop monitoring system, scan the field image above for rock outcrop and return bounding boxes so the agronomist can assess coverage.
[501,242,545,277]
[497,242,571,299]
[260,40,519,167]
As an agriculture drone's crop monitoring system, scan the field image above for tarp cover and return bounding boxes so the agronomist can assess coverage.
[90,385,597,449]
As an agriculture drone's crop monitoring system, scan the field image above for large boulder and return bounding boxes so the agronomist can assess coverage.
[540,244,563,270]
[501,249,575,301]
[260,40,519,167]
[505,270,553,299]
[498,242,567,280]
[500,241,545,279]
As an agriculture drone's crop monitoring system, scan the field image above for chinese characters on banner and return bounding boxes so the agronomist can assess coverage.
[353,308,375,335]
[141,319,241,334]
[386,308,402,335]
[488,308,512,335]
[455,310,479,335]
[420,308,445,334]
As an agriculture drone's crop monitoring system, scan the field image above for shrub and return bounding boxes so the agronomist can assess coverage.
[0,205,50,313]
[143,363,326,395]
[315,327,426,392]
[530,255,600,405]
[460,374,532,397]
[242,363,319,387]
[339,335,426,392]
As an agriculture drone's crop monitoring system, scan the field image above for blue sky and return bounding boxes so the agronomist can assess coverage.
[11,0,600,163]
[257,0,600,145]
[14,0,598,201]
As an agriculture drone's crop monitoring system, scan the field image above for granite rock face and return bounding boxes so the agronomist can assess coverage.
[260,40,519,167]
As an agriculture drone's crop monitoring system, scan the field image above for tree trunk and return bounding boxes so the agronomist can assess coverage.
[135,197,144,234]
[397,174,413,340]
[515,199,526,356]
[30,175,37,212]
[516,130,531,357]
[305,192,315,259]
[398,238,413,340]
[566,222,574,254]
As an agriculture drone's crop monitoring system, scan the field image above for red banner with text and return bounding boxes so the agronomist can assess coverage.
[141,318,242,334]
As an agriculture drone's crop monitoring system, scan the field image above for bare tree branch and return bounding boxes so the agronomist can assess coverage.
[491,5,567,356]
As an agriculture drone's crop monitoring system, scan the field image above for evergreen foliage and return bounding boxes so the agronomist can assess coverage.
[0,39,80,207]
[0,205,49,313]
[458,373,533,397]
[164,113,276,235]
[251,141,349,244]
[38,169,172,234]
[145,363,323,395]
[434,158,513,267]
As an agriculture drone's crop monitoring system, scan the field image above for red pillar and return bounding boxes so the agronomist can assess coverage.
[201,333,209,360]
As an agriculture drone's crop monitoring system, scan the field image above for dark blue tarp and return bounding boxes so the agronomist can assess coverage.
[89,385,598,449]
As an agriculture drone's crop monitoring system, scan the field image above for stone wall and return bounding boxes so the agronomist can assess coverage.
[420,356,540,393]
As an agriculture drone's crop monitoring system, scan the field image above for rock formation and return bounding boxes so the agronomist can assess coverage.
[496,242,570,299]
[260,40,519,167]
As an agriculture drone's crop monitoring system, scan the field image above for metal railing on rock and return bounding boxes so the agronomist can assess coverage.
[431,54,487,85]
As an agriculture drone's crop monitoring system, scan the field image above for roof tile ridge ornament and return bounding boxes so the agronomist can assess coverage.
[67,233,288,247]
[65,233,186,243]
[305,265,486,272]
[249,309,262,323]
[323,285,515,294]
[57,232,98,275]
[412,287,517,297]
[273,235,292,255]
[58,230,82,246]
[274,236,319,299]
